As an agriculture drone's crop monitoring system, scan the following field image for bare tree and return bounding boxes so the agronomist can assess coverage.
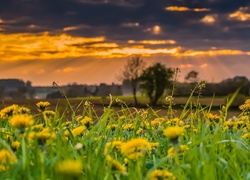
[185,70,199,83]
[119,56,146,105]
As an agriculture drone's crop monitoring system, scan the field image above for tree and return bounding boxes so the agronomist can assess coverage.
[185,70,199,83]
[140,63,174,105]
[119,56,146,105]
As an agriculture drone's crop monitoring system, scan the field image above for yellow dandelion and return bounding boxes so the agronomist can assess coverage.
[242,133,250,139]
[9,114,34,129]
[56,159,83,176]
[107,124,118,131]
[193,128,198,133]
[11,141,21,151]
[106,155,126,173]
[136,128,143,135]
[36,129,52,144]
[163,126,184,140]
[167,147,176,158]
[119,116,125,120]
[17,107,31,114]
[208,113,221,122]
[0,149,17,172]
[120,138,154,160]
[122,123,134,131]
[167,145,189,158]
[239,99,250,111]
[0,104,19,119]
[104,140,124,154]
[80,116,93,127]
[147,169,176,180]
[36,101,50,112]
[43,110,55,120]
[32,124,44,131]
[71,126,86,137]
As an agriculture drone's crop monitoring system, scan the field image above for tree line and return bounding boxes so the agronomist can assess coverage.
[119,56,250,106]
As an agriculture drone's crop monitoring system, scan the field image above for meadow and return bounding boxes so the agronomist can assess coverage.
[0,92,249,179]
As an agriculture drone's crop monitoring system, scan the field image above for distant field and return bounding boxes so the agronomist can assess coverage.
[0,96,242,118]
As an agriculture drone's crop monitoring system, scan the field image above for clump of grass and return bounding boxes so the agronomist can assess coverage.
[0,88,249,179]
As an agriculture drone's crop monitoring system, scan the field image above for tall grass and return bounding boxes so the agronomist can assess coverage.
[0,87,249,180]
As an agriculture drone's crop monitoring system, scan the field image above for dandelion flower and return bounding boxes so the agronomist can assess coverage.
[79,116,93,127]
[239,99,250,111]
[120,138,156,160]
[11,141,21,151]
[36,101,50,112]
[71,126,86,137]
[167,145,189,158]
[147,169,176,180]
[163,126,183,140]
[106,155,126,174]
[104,140,124,154]
[56,159,83,177]
[9,114,34,129]
[0,104,19,119]
[0,149,17,172]
[36,129,53,144]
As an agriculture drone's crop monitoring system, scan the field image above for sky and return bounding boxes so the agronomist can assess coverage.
[0,0,250,86]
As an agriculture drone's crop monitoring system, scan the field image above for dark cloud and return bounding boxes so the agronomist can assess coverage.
[0,0,250,50]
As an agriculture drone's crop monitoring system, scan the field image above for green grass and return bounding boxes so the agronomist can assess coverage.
[0,91,249,179]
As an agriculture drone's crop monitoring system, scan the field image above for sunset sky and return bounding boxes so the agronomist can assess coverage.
[0,0,250,86]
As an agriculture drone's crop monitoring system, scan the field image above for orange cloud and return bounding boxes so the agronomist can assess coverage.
[1,32,250,61]
[152,25,161,35]
[166,6,210,12]
[229,7,250,21]
[36,69,45,75]
[200,63,208,68]
[201,15,217,24]
[179,64,194,68]
[128,40,176,45]
[175,48,249,56]
[63,26,78,31]
[54,67,78,73]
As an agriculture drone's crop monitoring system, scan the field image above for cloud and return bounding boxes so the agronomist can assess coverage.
[128,40,176,45]
[74,0,144,8]
[200,15,217,24]
[144,25,161,35]
[179,64,194,68]
[228,7,250,21]
[121,22,140,27]
[200,63,208,68]
[54,67,78,73]
[165,6,210,12]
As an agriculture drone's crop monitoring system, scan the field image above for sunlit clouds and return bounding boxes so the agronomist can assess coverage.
[165,6,210,12]
[229,7,250,21]
[54,67,79,73]
[152,25,161,35]
[63,26,78,31]
[121,22,140,27]
[128,40,176,45]
[201,15,217,24]
[1,32,250,62]
[200,63,208,68]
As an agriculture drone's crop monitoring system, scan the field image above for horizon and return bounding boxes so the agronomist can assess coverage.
[0,0,250,86]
